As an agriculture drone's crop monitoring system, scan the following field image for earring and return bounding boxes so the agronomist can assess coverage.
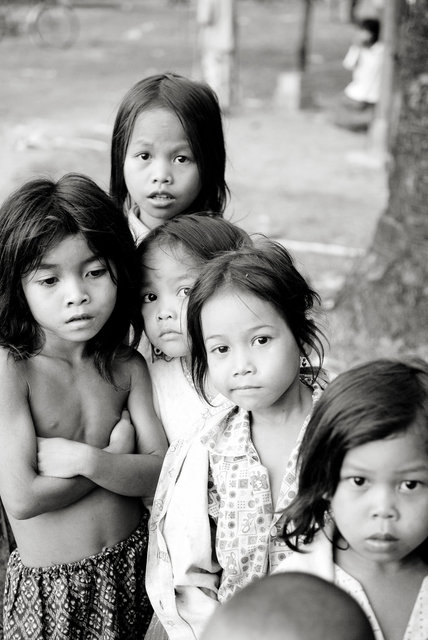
[152,345,163,361]
[300,355,308,369]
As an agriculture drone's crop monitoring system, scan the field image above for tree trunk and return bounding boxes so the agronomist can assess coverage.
[330,0,428,366]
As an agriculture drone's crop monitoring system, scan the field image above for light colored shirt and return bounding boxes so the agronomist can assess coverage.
[146,386,321,640]
[343,42,384,104]
[203,405,306,601]
[147,356,231,444]
[125,203,150,245]
[275,530,428,640]
[197,0,236,53]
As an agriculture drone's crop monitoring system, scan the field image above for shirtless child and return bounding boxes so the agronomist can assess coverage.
[0,173,167,639]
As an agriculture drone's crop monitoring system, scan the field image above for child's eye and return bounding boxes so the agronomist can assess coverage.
[174,155,190,164]
[212,345,229,355]
[39,276,58,287]
[253,336,270,346]
[138,152,150,161]
[87,268,107,279]
[142,292,157,303]
[399,480,421,492]
[177,286,191,298]
[350,476,366,487]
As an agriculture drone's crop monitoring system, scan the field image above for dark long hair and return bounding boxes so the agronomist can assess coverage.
[110,72,228,215]
[282,358,428,558]
[0,173,143,382]
[187,237,326,403]
[138,212,250,269]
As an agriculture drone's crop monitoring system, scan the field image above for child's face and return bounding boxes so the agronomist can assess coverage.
[141,244,200,358]
[21,234,117,347]
[356,26,375,47]
[201,287,301,411]
[124,108,201,230]
[331,432,428,566]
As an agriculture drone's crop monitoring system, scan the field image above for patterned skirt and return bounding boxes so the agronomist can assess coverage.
[4,514,153,639]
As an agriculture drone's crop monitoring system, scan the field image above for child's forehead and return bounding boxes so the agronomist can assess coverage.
[142,242,201,281]
[31,233,98,269]
[342,431,428,469]
[144,241,200,267]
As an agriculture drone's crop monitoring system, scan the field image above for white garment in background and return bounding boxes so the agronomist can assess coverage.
[343,42,384,104]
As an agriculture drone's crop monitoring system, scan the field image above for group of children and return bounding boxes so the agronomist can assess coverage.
[0,71,426,640]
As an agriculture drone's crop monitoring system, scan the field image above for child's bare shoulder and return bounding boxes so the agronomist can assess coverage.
[0,347,27,392]
[115,347,150,378]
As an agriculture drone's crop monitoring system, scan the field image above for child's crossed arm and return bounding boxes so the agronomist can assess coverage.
[0,349,103,520]
[37,352,168,499]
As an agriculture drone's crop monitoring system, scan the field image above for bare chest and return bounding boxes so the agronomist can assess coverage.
[23,359,129,446]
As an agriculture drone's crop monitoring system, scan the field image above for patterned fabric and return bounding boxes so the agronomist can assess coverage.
[4,515,153,640]
[202,401,316,602]
[0,503,15,640]
[145,387,321,640]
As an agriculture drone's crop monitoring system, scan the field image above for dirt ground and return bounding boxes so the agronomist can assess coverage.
[0,0,388,367]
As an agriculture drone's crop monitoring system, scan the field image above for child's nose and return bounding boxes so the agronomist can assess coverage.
[233,350,255,376]
[157,305,176,321]
[152,159,172,185]
[370,487,398,520]
[66,279,89,306]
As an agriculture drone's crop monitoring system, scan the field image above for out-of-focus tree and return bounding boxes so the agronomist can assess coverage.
[330,0,428,365]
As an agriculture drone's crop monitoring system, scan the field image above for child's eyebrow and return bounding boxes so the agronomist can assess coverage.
[36,255,101,271]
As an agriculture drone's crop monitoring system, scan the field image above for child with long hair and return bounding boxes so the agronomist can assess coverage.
[0,173,167,639]
[278,358,428,640]
[110,72,228,243]
[140,212,250,640]
[146,238,326,640]
[138,212,251,443]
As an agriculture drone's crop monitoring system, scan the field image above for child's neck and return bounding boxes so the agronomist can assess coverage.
[40,339,87,365]
[181,355,218,401]
[250,381,313,507]
[336,546,427,640]
[251,378,313,428]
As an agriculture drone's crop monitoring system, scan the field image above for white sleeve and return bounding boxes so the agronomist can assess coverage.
[147,438,221,640]
[343,44,360,70]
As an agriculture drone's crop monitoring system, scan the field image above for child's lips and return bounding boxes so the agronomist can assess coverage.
[66,314,92,324]
[159,330,181,339]
[148,191,174,200]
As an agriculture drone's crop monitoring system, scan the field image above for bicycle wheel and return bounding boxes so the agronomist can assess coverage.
[32,3,79,48]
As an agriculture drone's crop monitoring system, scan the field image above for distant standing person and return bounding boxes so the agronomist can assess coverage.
[196,0,237,112]
[335,18,384,131]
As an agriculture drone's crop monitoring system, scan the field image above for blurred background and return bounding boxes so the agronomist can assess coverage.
[0,0,426,369]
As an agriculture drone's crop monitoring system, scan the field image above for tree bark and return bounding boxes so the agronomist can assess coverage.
[330,0,428,365]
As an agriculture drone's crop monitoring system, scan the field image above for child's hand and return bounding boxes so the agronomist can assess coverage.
[37,437,85,478]
[105,409,136,454]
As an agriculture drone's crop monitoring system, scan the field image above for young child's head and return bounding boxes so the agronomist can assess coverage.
[0,173,142,379]
[187,238,325,405]
[283,358,428,562]
[110,73,228,229]
[201,572,375,640]
[138,213,250,360]
[357,18,380,47]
